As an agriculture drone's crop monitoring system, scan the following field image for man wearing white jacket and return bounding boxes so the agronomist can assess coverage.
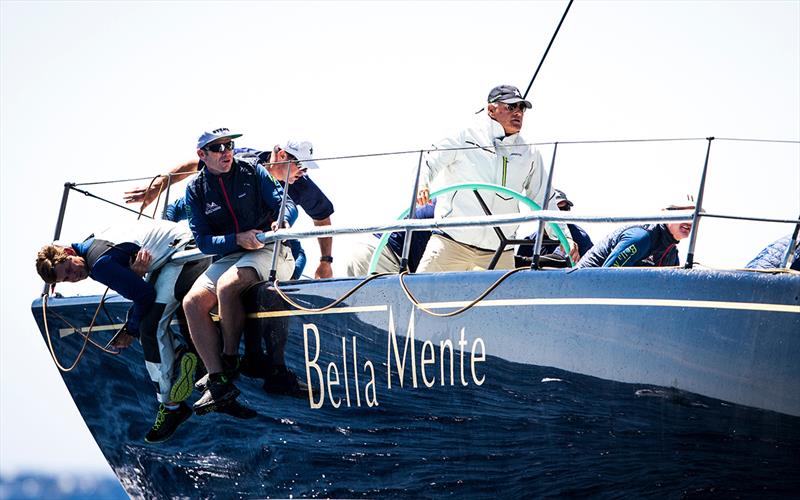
[415,84,579,272]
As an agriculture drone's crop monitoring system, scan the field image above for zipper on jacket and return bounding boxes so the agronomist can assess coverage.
[501,156,508,187]
[218,177,240,234]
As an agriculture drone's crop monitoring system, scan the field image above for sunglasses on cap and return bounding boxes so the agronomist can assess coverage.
[503,102,528,113]
[204,141,235,153]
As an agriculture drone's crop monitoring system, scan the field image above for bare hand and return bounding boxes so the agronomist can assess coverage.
[271,220,290,232]
[236,229,265,250]
[417,187,430,206]
[568,242,580,265]
[130,249,152,277]
[315,262,333,279]
[111,331,135,349]
[123,185,161,209]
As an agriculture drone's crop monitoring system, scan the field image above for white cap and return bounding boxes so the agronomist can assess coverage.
[282,139,320,169]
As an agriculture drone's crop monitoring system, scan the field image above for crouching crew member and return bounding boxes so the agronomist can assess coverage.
[576,201,696,268]
[35,218,211,443]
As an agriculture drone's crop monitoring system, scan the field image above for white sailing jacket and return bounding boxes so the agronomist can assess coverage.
[419,114,572,251]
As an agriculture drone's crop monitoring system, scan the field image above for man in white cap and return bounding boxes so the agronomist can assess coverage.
[181,128,298,416]
[416,84,579,272]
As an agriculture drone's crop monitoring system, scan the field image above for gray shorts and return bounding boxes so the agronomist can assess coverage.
[194,243,295,294]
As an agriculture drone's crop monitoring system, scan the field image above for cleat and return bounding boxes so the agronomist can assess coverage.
[144,403,191,444]
[168,351,198,403]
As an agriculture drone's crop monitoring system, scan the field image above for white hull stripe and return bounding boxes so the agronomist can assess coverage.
[57,298,798,335]
[249,297,799,318]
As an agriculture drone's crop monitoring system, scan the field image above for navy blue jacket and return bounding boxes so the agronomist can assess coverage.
[72,239,153,337]
[185,157,297,256]
[576,224,679,268]
[517,224,594,259]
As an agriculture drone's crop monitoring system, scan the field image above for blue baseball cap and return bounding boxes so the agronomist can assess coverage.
[196,127,242,150]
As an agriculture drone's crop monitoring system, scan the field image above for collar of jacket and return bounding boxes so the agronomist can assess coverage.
[481,113,524,145]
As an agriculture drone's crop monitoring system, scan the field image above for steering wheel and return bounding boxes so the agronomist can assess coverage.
[368,182,572,273]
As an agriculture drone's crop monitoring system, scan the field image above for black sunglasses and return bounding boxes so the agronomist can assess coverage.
[205,141,235,153]
[504,102,528,113]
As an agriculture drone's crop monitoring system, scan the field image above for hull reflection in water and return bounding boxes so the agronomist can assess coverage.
[31,268,800,498]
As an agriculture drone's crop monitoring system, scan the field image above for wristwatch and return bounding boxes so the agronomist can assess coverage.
[320,255,333,263]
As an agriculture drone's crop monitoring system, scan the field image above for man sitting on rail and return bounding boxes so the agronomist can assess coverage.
[35,218,211,443]
[414,84,578,272]
[181,128,299,416]
[575,200,696,268]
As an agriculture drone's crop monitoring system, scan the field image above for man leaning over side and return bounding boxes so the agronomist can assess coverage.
[35,218,211,443]
[182,128,298,416]
[415,84,578,272]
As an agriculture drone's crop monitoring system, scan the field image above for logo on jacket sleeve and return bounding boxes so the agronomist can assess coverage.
[205,201,222,215]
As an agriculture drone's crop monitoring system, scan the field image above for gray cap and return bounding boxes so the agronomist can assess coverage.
[197,127,242,150]
[487,85,532,109]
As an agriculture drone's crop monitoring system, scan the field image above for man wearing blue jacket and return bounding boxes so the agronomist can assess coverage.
[576,202,695,268]
[182,128,298,415]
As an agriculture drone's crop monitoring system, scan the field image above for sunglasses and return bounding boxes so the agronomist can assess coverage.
[204,141,235,153]
[503,102,528,113]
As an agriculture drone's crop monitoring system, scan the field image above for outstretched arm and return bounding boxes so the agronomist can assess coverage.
[123,160,200,209]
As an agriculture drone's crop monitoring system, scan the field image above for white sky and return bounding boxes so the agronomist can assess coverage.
[1,0,798,473]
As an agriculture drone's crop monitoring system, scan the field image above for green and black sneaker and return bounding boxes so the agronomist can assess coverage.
[169,351,198,403]
[144,403,192,444]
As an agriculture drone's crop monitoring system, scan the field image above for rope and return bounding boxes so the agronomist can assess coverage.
[397,268,527,318]
[41,288,120,372]
[270,273,394,313]
[69,185,153,219]
[135,174,166,221]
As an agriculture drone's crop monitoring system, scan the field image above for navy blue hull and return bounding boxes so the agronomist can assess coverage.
[32,268,800,498]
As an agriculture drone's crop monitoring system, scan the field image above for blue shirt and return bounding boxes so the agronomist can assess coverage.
[72,239,154,337]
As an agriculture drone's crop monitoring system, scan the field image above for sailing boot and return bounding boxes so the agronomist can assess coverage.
[168,351,198,403]
[263,365,312,399]
[193,373,240,416]
[144,402,192,444]
[194,354,240,393]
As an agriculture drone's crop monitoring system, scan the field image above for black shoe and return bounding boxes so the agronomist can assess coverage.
[263,366,310,398]
[144,403,191,443]
[195,356,240,393]
[216,400,258,419]
[168,351,198,403]
[193,375,240,416]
